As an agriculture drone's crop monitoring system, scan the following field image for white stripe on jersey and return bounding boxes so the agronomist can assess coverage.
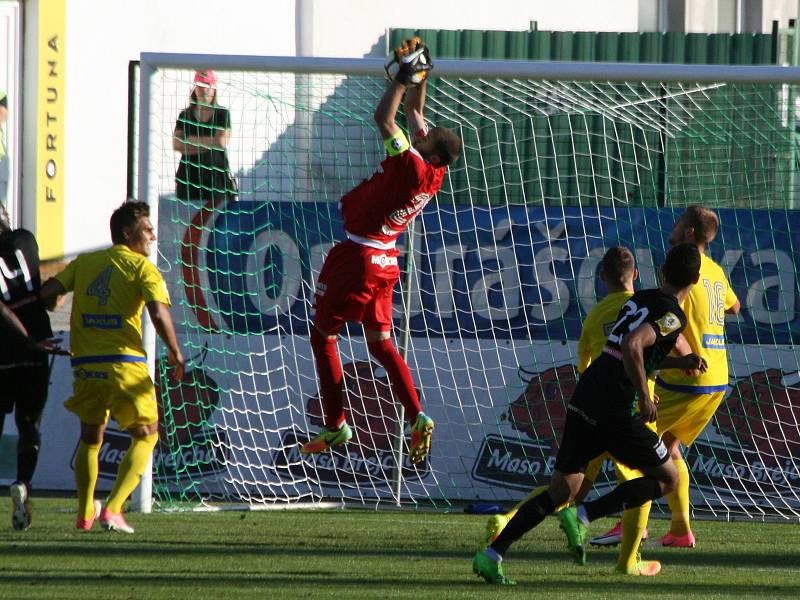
[345,231,396,250]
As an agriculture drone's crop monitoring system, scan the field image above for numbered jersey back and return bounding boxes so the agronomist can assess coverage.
[658,254,738,389]
[54,245,170,363]
[0,229,52,363]
[605,288,687,377]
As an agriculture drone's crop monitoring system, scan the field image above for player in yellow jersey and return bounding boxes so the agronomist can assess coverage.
[574,249,661,575]
[650,206,740,547]
[485,248,660,574]
[39,201,185,533]
[484,247,694,575]
[473,244,707,585]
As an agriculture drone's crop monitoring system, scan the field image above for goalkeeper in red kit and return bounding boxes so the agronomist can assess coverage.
[301,38,462,464]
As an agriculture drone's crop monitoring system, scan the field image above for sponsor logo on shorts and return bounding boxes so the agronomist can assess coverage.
[74,368,109,380]
[370,254,398,268]
[567,404,598,425]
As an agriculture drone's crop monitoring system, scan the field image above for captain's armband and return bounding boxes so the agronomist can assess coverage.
[383,130,410,156]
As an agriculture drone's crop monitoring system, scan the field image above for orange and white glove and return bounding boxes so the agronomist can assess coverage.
[384,36,433,86]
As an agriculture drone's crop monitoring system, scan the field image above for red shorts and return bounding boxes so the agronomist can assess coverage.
[314,240,400,334]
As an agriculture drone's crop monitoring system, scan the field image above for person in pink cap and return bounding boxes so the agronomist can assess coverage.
[172,69,236,201]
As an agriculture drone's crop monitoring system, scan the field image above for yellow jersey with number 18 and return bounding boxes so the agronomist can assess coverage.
[55,244,170,365]
[657,253,737,392]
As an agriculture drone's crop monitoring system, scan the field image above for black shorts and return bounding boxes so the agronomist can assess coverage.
[554,405,669,474]
[0,360,50,421]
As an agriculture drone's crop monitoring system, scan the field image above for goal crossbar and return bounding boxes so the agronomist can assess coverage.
[140,52,800,84]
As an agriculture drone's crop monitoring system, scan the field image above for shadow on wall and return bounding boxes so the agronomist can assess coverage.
[234,37,392,206]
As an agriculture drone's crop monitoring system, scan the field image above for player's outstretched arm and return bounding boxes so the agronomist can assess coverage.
[377,37,433,141]
[7,277,65,312]
[39,277,68,311]
[374,81,406,140]
[0,300,69,355]
[404,79,427,144]
[146,300,185,382]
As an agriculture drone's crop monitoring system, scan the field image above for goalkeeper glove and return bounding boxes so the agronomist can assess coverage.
[384,36,433,86]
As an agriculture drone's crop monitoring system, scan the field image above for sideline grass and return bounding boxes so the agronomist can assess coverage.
[1,498,799,599]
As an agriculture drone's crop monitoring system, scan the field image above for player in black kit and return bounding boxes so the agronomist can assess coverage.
[473,243,707,585]
[0,203,64,531]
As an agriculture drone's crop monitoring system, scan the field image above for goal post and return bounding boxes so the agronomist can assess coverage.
[135,52,800,520]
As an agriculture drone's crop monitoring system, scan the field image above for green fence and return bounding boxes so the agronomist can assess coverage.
[389,28,794,209]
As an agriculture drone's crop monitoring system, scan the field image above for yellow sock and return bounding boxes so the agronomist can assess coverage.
[506,485,549,520]
[617,502,651,571]
[666,457,691,535]
[75,440,101,520]
[505,482,575,521]
[105,433,158,514]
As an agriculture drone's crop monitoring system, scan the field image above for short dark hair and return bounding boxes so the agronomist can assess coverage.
[681,206,719,244]
[427,127,462,167]
[110,201,150,245]
[601,246,635,285]
[661,243,701,289]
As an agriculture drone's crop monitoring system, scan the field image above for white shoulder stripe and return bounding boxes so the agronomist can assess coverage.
[408,146,424,161]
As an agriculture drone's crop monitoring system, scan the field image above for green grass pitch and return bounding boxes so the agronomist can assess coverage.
[1,498,799,599]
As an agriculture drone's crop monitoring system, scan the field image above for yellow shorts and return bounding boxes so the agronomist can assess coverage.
[654,385,726,446]
[64,361,157,430]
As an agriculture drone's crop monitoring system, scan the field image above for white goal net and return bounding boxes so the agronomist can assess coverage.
[137,54,800,519]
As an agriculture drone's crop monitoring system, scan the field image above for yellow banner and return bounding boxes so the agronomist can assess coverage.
[36,0,66,259]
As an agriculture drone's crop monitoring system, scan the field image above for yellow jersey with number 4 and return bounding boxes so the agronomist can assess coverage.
[56,244,170,364]
[657,253,737,392]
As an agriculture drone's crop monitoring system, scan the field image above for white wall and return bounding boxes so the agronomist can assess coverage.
[309,0,642,59]
[0,1,21,223]
[23,0,799,256]
[28,0,651,257]
[764,0,800,31]
[58,0,296,256]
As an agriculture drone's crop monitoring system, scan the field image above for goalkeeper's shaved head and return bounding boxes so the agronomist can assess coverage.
[418,127,462,167]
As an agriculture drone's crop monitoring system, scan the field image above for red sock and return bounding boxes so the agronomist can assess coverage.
[367,338,421,421]
[310,328,345,429]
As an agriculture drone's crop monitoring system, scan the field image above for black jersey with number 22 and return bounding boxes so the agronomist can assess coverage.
[572,288,686,416]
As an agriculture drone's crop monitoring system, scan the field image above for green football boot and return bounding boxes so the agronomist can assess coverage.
[472,550,516,585]
[409,412,434,464]
[556,506,588,566]
[300,423,353,454]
